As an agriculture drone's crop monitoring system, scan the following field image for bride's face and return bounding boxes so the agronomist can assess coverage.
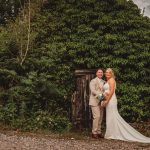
[105,70,112,79]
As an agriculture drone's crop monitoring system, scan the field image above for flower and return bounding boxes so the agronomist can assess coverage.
[96,93,105,103]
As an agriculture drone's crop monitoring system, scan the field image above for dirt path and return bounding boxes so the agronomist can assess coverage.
[0,131,150,150]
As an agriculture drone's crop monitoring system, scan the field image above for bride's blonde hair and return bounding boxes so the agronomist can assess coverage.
[106,68,115,79]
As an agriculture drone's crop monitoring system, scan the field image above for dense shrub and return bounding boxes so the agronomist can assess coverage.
[0,0,150,131]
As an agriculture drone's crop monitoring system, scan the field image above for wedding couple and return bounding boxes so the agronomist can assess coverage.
[89,68,150,143]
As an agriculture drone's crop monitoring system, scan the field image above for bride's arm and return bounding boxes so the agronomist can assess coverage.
[105,78,115,104]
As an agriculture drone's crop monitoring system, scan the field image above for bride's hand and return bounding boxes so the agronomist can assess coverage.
[101,101,109,107]
[104,92,109,98]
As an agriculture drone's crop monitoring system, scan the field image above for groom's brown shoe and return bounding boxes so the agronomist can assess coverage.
[97,134,104,138]
[91,134,99,139]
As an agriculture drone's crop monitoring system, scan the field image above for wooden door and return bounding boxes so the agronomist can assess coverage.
[71,70,95,129]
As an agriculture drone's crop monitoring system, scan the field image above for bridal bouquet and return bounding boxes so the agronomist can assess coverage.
[96,93,105,103]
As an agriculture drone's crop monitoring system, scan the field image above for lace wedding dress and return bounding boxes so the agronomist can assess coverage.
[103,82,150,143]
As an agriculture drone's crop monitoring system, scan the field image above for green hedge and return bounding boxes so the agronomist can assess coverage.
[0,0,150,130]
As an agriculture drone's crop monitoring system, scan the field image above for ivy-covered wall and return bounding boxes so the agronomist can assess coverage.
[0,0,150,130]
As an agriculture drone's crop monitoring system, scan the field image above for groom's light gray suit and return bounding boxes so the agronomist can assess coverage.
[89,77,105,135]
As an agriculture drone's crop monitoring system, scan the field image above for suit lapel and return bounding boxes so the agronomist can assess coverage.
[95,77,105,91]
[95,77,100,89]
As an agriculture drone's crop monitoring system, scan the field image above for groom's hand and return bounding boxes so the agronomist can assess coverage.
[101,101,106,107]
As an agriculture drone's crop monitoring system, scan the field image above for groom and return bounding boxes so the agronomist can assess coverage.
[89,68,105,139]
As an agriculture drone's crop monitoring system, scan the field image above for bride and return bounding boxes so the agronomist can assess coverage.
[101,68,150,143]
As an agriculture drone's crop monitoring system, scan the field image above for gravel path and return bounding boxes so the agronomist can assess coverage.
[0,132,150,150]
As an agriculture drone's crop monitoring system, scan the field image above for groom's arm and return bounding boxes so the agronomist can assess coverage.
[89,80,101,96]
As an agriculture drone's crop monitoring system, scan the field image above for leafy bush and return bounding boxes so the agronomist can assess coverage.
[0,71,71,131]
[0,0,150,131]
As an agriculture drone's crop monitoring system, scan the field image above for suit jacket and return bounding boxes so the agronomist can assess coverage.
[89,77,105,106]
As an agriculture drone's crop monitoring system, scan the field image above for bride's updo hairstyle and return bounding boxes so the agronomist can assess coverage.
[106,68,115,79]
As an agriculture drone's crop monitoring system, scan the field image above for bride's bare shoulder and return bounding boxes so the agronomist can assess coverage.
[108,78,116,84]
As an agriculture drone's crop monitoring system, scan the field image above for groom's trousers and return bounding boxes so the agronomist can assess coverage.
[91,105,104,134]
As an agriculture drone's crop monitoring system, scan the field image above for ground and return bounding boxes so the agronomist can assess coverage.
[0,131,150,150]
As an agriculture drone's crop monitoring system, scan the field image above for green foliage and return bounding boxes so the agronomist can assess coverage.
[30,0,150,121]
[0,0,25,24]
[0,69,18,88]
[0,102,17,124]
[0,71,70,131]
[117,83,150,122]
[0,0,150,131]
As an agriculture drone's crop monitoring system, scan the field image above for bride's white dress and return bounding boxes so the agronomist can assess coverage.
[103,82,150,143]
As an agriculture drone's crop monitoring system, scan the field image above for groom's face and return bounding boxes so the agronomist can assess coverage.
[96,69,103,79]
